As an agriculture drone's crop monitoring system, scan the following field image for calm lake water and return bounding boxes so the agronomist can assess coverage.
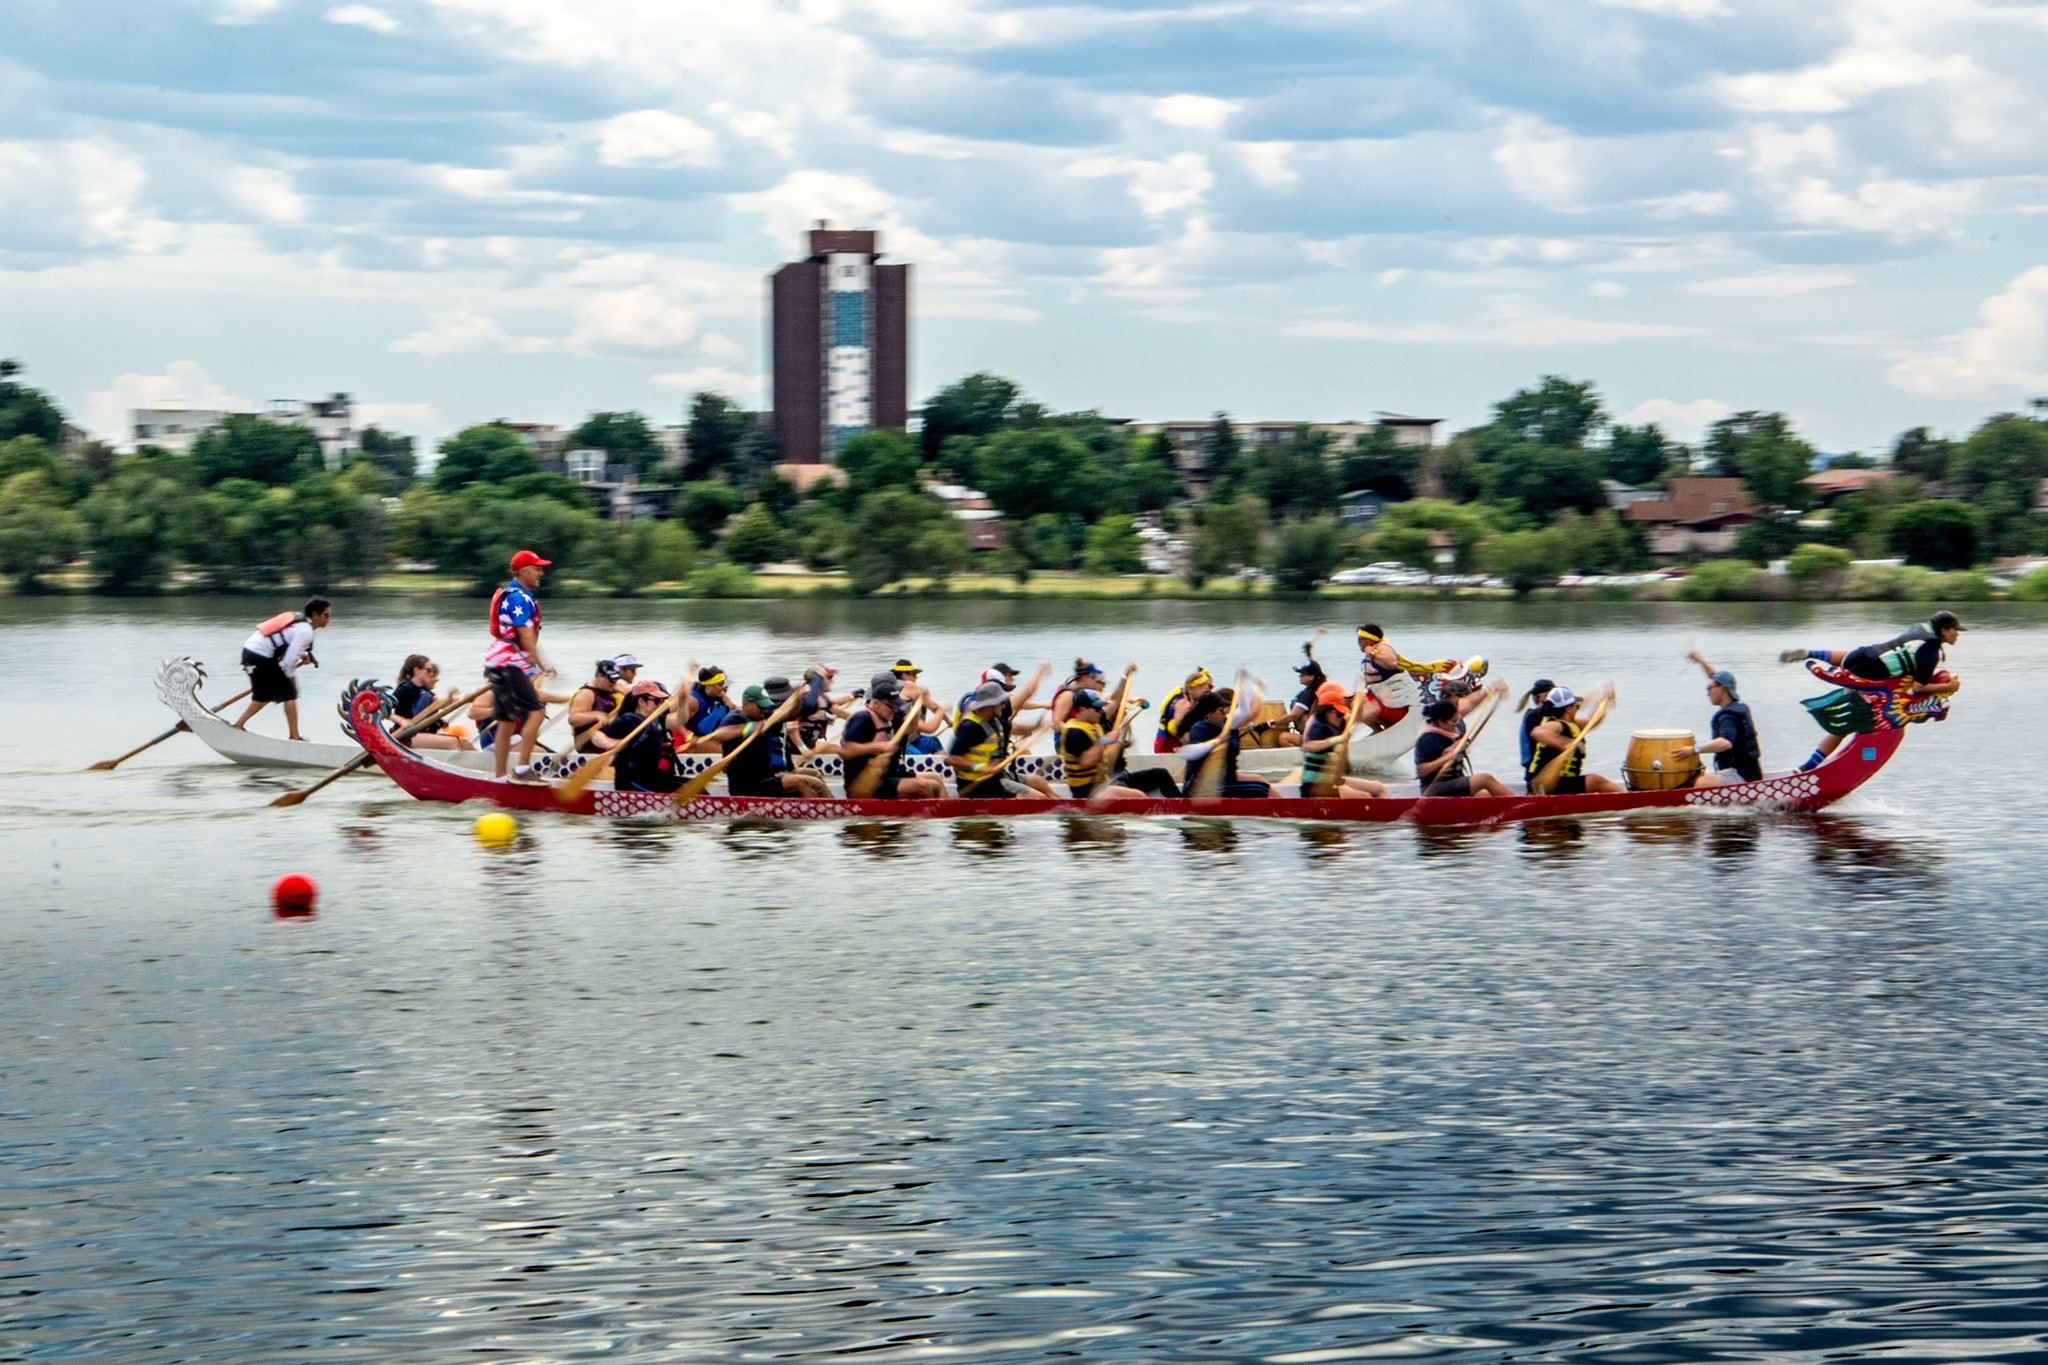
[5,596,2046,1363]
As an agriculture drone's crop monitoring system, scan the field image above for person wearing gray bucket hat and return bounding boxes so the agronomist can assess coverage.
[1678,650,1763,785]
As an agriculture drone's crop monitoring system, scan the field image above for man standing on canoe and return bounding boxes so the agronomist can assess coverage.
[485,550,557,780]
[233,597,331,741]
[1778,611,1965,770]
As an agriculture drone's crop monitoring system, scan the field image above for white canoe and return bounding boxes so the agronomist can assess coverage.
[155,657,504,772]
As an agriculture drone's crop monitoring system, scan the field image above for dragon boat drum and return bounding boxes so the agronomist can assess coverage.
[1623,729,1702,791]
[1242,701,1295,749]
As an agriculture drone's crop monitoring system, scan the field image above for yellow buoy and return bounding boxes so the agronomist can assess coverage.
[473,811,518,848]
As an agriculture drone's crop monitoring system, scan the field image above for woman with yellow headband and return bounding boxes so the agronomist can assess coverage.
[680,666,734,737]
[1152,668,1214,753]
[1353,623,1455,733]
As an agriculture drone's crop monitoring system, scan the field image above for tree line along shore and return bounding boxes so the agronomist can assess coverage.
[3,360,2047,604]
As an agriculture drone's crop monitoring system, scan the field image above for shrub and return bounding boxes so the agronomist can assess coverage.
[2013,566,2048,602]
[1884,500,1980,569]
[1786,542,1852,591]
[721,502,789,567]
[1673,558,1766,601]
[1265,517,1343,591]
[689,560,758,598]
[1082,513,1146,576]
[1923,570,1992,602]
[1483,528,1572,594]
[1840,562,1935,601]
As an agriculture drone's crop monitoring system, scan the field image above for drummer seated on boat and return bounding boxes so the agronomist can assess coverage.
[1779,610,1966,771]
[233,596,330,741]
[568,654,638,754]
[1178,690,1274,799]
[1414,699,1511,797]
[1673,660,1762,786]
[1525,686,1624,795]
[1060,689,1180,800]
[600,681,684,794]
[1299,682,1391,798]
[832,676,946,801]
[391,655,468,751]
[693,683,831,799]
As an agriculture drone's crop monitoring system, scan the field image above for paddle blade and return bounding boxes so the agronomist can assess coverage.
[85,759,120,771]
[269,790,308,808]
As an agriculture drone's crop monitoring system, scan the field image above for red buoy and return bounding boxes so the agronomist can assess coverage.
[272,873,318,919]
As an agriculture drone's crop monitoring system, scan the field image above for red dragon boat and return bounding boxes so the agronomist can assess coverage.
[340,667,1939,827]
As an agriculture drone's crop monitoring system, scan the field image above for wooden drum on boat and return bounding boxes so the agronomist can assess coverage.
[1624,729,1701,791]
[1243,700,1295,749]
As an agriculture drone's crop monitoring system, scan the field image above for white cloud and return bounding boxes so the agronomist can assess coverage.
[214,0,281,22]
[0,140,179,254]
[85,361,251,448]
[325,4,399,33]
[1590,280,1627,297]
[595,110,720,169]
[224,166,307,224]
[1596,0,1728,13]
[1685,267,1857,297]
[1072,152,1213,217]
[390,310,553,355]
[649,365,763,401]
[1494,115,1583,211]
[1154,94,1238,132]
[568,285,697,352]
[1620,397,1733,439]
[1890,265,2048,399]
[1281,296,1697,347]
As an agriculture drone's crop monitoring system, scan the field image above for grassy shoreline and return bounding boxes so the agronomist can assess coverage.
[7,566,2034,604]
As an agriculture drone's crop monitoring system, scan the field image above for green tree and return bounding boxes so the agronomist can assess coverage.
[676,481,747,544]
[1200,412,1243,490]
[1115,432,1182,512]
[1266,516,1343,590]
[1704,412,1816,508]
[753,467,798,517]
[1890,426,1956,484]
[190,416,322,486]
[287,467,387,588]
[1488,376,1604,449]
[1885,500,1980,569]
[434,423,538,490]
[82,467,184,591]
[0,435,88,503]
[0,470,84,588]
[834,428,923,502]
[1374,498,1500,570]
[721,501,789,566]
[1605,423,1672,486]
[0,360,66,445]
[1341,427,1422,499]
[1020,512,1081,570]
[790,502,847,570]
[1081,513,1144,575]
[1250,427,1336,521]
[683,393,751,481]
[1487,444,1607,520]
[355,425,417,486]
[920,372,1020,462]
[842,489,970,595]
[572,411,661,475]
[1484,528,1573,594]
[1191,496,1265,587]
[170,479,290,590]
[973,426,1101,521]
[589,518,695,595]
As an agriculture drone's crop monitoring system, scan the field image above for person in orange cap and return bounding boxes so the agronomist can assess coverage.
[1296,681,1389,797]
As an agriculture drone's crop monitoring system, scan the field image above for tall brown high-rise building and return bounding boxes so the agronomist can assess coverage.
[770,227,909,465]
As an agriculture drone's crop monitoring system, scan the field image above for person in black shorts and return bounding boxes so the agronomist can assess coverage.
[832,676,945,800]
[1780,611,1965,769]
[1413,698,1511,797]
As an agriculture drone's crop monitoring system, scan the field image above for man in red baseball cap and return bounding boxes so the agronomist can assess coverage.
[485,549,558,779]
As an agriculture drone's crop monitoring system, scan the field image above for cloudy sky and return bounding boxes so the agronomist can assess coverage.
[4,0,2047,452]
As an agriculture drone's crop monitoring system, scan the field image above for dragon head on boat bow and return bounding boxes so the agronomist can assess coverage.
[1801,660,1954,736]
[342,681,396,737]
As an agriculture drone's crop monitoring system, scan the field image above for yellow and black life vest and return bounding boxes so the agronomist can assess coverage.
[955,714,1004,784]
[1061,718,1105,789]
[1526,718,1584,781]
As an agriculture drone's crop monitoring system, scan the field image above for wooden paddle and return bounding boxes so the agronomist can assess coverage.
[270,686,484,807]
[1530,688,1615,796]
[846,698,925,800]
[971,721,1050,786]
[670,691,805,805]
[1420,690,1504,797]
[1307,673,1372,798]
[1082,666,1146,805]
[555,688,685,803]
[90,687,253,770]
[1189,671,1254,801]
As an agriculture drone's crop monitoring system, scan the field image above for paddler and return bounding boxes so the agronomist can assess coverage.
[1050,659,1110,730]
[1059,688,1180,799]
[889,659,947,754]
[568,654,639,753]
[1414,698,1511,797]
[692,683,831,798]
[833,676,946,800]
[1298,681,1391,798]
[391,654,467,752]
[1177,689,1274,799]
[949,680,1040,798]
[1672,654,1762,785]
[1779,611,1966,770]
[680,666,735,738]
[1153,667,1213,752]
[1280,659,1327,738]
[232,596,331,741]
[1525,686,1623,794]
[599,680,684,793]
[483,550,557,780]
[1516,677,1557,770]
